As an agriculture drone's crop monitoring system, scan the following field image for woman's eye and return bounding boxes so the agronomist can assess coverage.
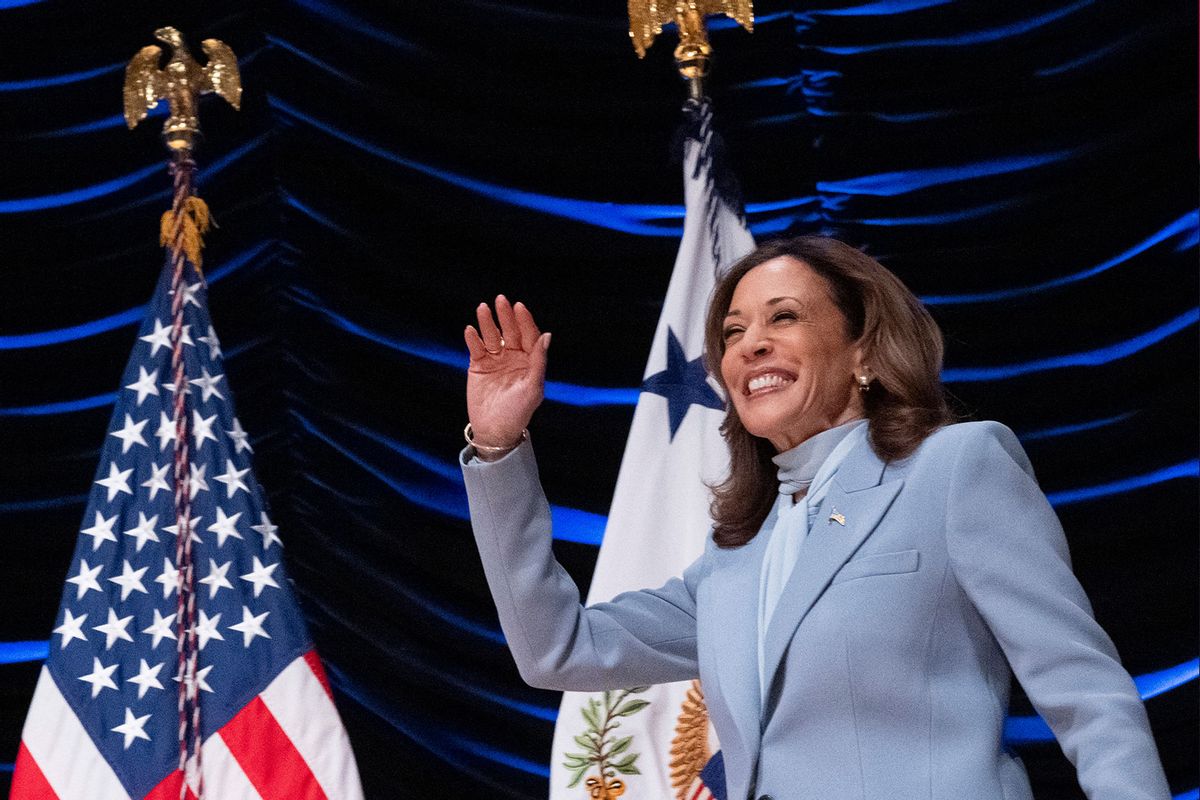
[722,327,743,341]
[772,311,797,323]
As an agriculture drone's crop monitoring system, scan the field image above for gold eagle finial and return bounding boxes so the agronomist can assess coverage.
[628,1,753,72]
[123,26,241,152]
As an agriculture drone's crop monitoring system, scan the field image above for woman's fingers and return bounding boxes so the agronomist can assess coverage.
[464,325,488,361]
[475,302,503,353]
[529,331,551,384]
[513,301,541,348]
[494,295,522,352]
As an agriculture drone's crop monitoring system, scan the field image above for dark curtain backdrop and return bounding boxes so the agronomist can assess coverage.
[1,1,1196,798]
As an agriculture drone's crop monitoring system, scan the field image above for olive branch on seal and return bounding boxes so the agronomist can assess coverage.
[562,686,651,790]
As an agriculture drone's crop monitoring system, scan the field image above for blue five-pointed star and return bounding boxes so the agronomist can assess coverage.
[641,327,724,440]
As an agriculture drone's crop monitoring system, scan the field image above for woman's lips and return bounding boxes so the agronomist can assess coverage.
[745,370,797,396]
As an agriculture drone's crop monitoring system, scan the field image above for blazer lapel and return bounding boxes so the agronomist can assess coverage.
[760,439,902,708]
[708,524,769,759]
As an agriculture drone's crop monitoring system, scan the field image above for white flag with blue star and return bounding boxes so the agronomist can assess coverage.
[550,101,755,800]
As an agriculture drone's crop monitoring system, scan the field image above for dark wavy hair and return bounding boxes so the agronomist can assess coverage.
[704,236,955,548]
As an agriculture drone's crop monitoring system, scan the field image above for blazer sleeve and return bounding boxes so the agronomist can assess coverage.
[943,421,1170,800]
[461,437,704,692]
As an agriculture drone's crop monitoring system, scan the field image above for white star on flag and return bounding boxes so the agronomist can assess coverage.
[141,462,171,501]
[109,414,149,454]
[189,463,209,500]
[207,508,244,547]
[122,512,160,552]
[112,707,152,749]
[143,608,177,649]
[173,663,215,700]
[153,557,180,599]
[240,557,280,598]
[126,659,166,699]
[80,512,118,551]
[67,559,103,600]
[199,559,233,599]
[124,366,160,406]
[251,512,282,551]
[139,318,192,356]
[214,459,250,498]
[93,608,135,650]
[171,281,202,308]
[226,417,253,453]
[154,411,176,451]
[229,606,271,647]
[53,609,88,649]
[95,462,134,502]
[193,609,225,650]
[78,656,118,698]
[108,559,149,601]
[198,324,222,359]
[163,513,203,545]
[193,410,218,450]
[189,367,226,403]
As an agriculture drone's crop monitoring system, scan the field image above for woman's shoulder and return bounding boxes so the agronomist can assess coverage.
[904,419,1028,469]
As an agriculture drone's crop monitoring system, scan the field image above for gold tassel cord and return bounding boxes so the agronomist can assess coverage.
[160,195,212,274]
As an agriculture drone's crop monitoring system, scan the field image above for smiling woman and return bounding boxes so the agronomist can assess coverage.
[703,236,954,547]
[459,235,1170,800]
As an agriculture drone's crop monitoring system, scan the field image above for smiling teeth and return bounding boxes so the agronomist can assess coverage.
[748,374,793,393]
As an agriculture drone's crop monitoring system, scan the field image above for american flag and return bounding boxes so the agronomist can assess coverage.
[11,260,364,800]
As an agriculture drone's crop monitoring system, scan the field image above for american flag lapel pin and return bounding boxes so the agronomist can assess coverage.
[828,508,846,526]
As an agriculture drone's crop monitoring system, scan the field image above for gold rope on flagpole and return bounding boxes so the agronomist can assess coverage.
[627,1,753,98]
[123,26,241,799]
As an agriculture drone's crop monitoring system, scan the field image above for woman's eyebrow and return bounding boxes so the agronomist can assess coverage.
[766,296,806,307]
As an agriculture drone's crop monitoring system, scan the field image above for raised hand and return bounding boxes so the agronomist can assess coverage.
[464,295,551,455]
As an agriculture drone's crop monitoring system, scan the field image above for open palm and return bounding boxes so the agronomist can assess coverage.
[464,295,550,450]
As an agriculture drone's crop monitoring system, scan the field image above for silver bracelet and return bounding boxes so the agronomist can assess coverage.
[463,423,527,456]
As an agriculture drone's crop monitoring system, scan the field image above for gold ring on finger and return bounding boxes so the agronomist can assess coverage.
[484,337,506,356]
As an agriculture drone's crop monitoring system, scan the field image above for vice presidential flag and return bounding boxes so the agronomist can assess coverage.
[549,99,755,800]
[12,258,364,800]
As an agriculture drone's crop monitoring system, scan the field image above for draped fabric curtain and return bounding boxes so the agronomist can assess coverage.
[1,1,1195,797]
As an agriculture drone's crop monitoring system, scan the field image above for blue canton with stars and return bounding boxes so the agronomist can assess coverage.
[640,327,724,440]
[45,260,312,798]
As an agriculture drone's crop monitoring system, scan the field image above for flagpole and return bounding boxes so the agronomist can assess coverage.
[124,27,242,798]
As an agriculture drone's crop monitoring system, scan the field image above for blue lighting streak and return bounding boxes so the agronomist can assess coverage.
[817,149,1073,197]
[0,241,275,350]
[0,163,162,214]
[855,198,1015,226]
[288,0,427,56]
[1035,31,1136,77]
[288,290,642,407]
[75,135,269,223]
[23,105,167,139]
[812,0,1091,53]
[266,35,366,88]
[283,192,359,240]
[291,410,607,546]
[0,640,49,664]
[0,495,88,513]
[922,212,1198,304]
[1046,460,1198,507]
[707,11,789,27]
[813,0,954,15]
[326,662,550,778]
[942,308,1197,382]
[1004,658,1199,744]
[0,0,44,7]
[1174,790,1199,800]
[268,96,806,237]
[807,106,954,123]
[0,61,122,92]
[0,391,117,417]
[1018,411,1136,442]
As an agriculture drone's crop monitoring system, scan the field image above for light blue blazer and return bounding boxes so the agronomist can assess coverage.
[461,421,1169,800]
